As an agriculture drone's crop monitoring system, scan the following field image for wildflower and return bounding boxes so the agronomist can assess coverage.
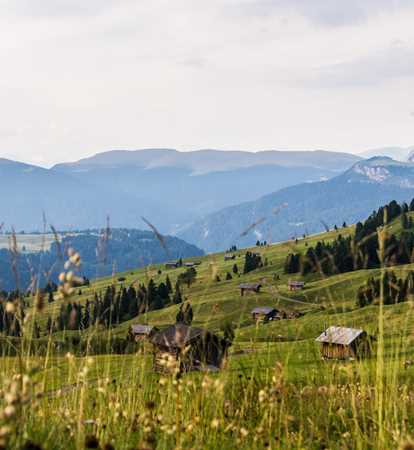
[5,302,15,314]
[258,389,267,403]
[0,427,10,439]
[211,419,220,429]
[239,427,249,438]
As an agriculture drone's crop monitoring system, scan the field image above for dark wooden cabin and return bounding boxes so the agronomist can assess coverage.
[288,280,305,291]
[224,254,236,261]
[239,283,262,296]
[165,261,179,269]
[150,324,230,373]
[315,326,371,360]
[128,324,158,342]
[251,307,278,323]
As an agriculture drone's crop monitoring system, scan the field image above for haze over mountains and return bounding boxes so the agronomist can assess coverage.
[178,156,414,252]
[0,149,360,233]
[4,148,414,253]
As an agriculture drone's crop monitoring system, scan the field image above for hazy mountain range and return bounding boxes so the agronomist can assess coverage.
[0,149,360,233]
[3,147,414,254]
[178,157,414,252]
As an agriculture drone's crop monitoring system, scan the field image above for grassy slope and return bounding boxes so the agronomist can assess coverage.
[34,216,414,357]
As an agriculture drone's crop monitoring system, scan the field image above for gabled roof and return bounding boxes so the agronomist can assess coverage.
[239,283,262,289]
[130,324,156,335]
[288,280,305,285]
[151,324,209,348]
[315,326,365,345]
[251,307,277,315]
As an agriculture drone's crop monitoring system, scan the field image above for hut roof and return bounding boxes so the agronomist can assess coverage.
[239,283,262,289]
[315,326,365,345]
[251,307,277,315]
[130,324,156,335]
[151,324,208,349]
[288,280,305,286]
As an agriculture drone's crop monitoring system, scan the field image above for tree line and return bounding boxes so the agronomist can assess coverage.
[284,200,414,277]
[356,270,414,307]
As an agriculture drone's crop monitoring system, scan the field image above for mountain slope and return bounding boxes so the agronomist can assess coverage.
[0,149,361,233]
[178,157,414,252]
[50,148,361,233]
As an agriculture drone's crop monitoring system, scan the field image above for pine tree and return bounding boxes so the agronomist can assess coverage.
[176,304,184,323]
[173,282,182,305]
[165,275,173,294]
[183,303,193,325]
[401,212,409,229]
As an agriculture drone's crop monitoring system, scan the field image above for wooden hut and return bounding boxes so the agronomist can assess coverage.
[288,280,305,291]
[165,261,179,269]
[251,307,278,323]
[239,283,262,296]
[224,254,236,261]
[129,324,158,342]
[315,326,371,360]
[150,324,230,373]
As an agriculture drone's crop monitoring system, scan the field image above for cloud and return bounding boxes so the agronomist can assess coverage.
[234,0,414,27]
[299,44,414,88]
[3,0,126,19]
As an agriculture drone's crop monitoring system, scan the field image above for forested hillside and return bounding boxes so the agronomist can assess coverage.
[0,229,203,292]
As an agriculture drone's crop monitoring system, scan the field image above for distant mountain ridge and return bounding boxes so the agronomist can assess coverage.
[178,157,414,252]
[0,148,361,232]
[53,148,361,175]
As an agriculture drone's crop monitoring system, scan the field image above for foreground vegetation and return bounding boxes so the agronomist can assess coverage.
[2,204,414,448]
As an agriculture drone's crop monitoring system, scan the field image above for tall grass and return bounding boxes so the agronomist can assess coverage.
[1,219,414,449]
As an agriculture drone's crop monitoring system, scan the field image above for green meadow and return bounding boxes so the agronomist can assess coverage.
[2,220,414,449]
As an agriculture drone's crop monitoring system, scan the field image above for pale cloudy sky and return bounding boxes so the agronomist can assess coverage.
[1,0,414,166]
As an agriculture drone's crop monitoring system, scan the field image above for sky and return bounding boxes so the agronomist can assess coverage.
[1,0,414,167]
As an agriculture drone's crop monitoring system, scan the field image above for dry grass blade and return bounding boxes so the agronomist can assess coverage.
[50,225,63,262]
[8,228,20,291]
[320,220,330,233]
[239,217,266,238]
[96,216,111,264]
[141,216,169,256]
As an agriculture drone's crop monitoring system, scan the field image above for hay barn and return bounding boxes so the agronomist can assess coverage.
[150,324,230,373]
[315,326,372,359]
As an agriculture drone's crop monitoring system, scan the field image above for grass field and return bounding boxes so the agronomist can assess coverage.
[2,221,414,448]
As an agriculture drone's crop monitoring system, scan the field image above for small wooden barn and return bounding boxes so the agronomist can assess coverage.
[251,307,278,323]
[165,261,179,269]
[129,324,158,342]
[150,324,230,373]
[224,254,236,261]
[288,280,305,291]
[315,326,372,360]
[239,283,262,296]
